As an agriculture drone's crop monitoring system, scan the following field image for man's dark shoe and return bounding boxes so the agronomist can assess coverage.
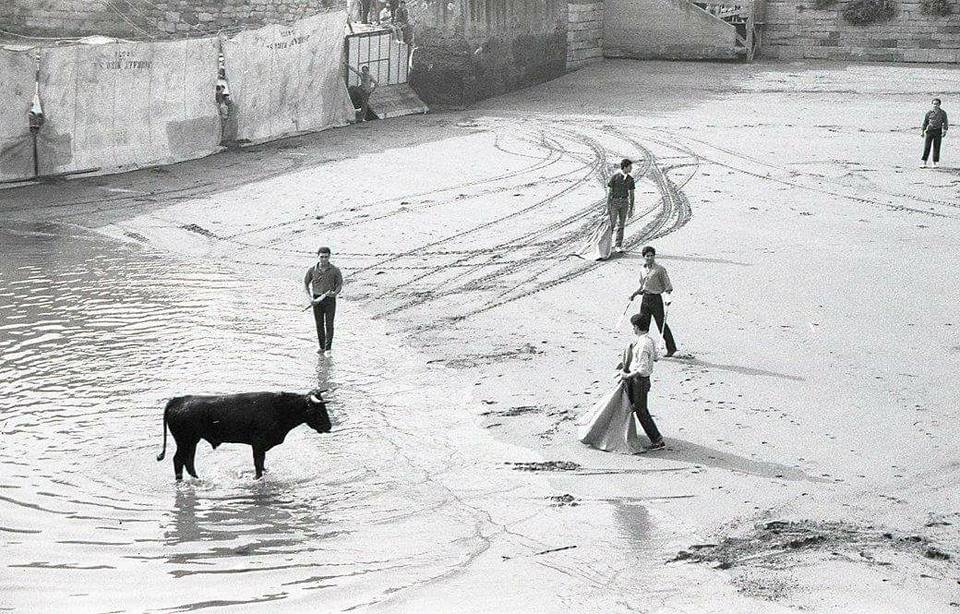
[665,350,676,358]
[643,440,666,451]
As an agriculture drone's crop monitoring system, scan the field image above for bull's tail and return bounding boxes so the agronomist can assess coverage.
[156,401,170,461]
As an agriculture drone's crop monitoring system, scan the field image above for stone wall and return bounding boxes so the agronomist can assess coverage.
[763,0,960,62]
[567,0,604,69]
[1,0,339,39]
[603,0,738,60]
[408,0,567,108]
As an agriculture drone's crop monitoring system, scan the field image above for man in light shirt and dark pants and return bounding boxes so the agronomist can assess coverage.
[620,312,665,450]
[629,245,678,357]
[304,247,344,356]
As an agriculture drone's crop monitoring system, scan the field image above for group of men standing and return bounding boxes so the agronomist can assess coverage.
[598,156,681,451]
[301,162,682,451]
[352,0,410,29]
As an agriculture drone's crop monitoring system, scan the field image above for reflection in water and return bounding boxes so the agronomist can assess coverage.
[0,222,512,612]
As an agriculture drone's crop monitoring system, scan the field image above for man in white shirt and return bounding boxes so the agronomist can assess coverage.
[620,312,665,449]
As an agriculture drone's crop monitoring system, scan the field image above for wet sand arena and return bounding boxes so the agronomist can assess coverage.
[2,60,959,612]
[0,223,572,611]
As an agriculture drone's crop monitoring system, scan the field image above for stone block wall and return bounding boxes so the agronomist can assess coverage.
[763,0,960,62]
[2,0,339,39]
[408,0,567,108]
[567,0,604,69]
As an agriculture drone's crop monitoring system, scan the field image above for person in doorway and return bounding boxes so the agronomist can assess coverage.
[347,64,378,121]
[620,312,665,450]
[304,247,343,356]
[215,84,229,118]
[628,245,678,357]
[607,158,634,253]
[921,98,948,168]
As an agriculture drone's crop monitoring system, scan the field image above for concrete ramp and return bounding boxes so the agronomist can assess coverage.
[604,0,739,60]
[369,83,428,120]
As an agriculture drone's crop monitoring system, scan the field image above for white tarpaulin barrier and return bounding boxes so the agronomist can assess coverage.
[0,48,37,182]
[224,11,354,143]
[37,37,221,175]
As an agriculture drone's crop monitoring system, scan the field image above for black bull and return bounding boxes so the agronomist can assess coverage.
[156,390,332,480]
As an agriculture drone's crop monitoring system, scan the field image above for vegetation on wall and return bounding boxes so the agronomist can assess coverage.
[842,0,896,24]
[920,0,952,16]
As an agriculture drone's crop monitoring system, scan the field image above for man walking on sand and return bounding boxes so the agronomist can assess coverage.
[620,312,665,450]
[304,247,343,356]
[629,245,678,357]
[921,98,948,168]
[607,158,635,253]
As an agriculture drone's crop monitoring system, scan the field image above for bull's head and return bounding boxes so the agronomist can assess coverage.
[305,388,332,433]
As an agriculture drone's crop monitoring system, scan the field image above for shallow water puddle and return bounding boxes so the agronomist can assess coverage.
[0,222,550,612]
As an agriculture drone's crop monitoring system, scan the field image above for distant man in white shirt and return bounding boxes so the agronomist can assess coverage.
[620,312,665,450]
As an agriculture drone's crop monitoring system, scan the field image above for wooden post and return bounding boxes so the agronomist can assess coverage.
[751,0,767,61]
[745,1,755,62]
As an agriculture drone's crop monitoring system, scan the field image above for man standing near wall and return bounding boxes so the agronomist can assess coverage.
[921,98,948,168]
[348,64,379,121]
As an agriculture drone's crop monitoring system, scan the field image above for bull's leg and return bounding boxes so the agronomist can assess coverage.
[184,442,199,479]
[252,447,266,479]
[173,447,185,481]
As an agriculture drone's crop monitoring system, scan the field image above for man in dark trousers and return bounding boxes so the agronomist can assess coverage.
[304,247,343,356]
[921,98,948,168]
[629,245,678,357]
[607,158,635,253]
[347,64,379,122]
[620,312,665,450]
[393,0,412,45]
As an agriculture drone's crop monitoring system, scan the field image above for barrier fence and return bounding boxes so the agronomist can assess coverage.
[0,48,37,182]
[224,12,353,144]
[0,10,353,184]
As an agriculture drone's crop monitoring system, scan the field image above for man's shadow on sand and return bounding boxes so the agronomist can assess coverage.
[639,439,829,483]
[649,360,815,480]
[614,252,752,267]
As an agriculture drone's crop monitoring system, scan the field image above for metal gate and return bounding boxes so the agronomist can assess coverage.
[345,29,410,87]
